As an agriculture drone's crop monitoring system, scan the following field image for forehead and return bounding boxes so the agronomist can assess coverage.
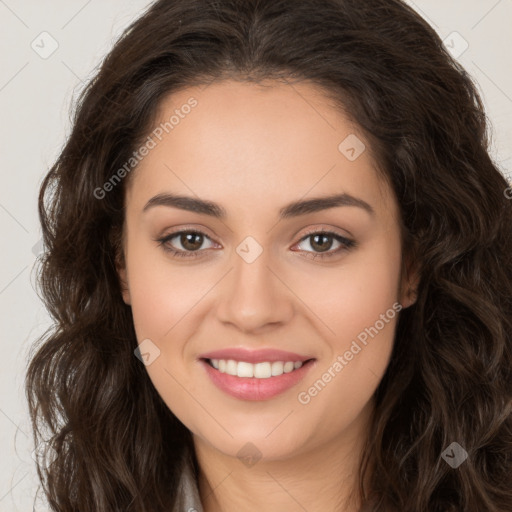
[127,79,396,222]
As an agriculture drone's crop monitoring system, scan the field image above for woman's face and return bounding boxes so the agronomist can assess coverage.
[119,79,416,461]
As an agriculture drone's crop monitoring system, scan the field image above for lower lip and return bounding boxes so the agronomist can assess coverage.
[200,359,316,401]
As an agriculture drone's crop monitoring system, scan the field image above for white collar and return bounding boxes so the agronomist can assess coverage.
[172,445,204,512]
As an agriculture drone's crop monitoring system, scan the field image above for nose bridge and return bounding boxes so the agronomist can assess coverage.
[216,239,293,333]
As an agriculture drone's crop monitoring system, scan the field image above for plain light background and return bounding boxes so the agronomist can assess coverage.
[1,1,511,510]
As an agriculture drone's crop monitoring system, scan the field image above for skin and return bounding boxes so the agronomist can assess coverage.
[118,79,418,512]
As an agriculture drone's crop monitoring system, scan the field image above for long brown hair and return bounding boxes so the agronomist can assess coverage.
[26,0,512,510]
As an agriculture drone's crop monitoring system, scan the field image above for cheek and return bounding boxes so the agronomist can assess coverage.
[291,237,402,432]
[290,233,402,344]
[125,240,207,341]
[124,242,207,412]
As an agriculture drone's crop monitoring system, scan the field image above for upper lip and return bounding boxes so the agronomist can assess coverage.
[199,348,314,364]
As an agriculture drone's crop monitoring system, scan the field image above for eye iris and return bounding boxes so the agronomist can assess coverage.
[181,232,203,251]
[310,234,332,252]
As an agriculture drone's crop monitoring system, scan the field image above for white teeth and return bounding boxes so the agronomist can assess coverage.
[254,362,271,378]
[209,359,304,378]
[271,361,284,376]
[237,361,254,378]
[226,359,237,375]
[283,361,295,373]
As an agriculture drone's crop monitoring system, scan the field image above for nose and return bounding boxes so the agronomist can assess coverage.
[215,247,294,334]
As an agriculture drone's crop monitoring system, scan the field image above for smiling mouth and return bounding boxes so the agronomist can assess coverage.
[202,357,315,379]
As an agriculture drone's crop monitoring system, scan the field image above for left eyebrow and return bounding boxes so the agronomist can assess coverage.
[142,192,375,218]
[279,193,375,218]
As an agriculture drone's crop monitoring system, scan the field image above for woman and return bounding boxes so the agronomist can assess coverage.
[26,0,512,511]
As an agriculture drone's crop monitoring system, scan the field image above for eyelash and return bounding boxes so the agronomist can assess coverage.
[156,228,356,261]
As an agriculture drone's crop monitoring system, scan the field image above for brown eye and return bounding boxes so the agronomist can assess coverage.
[294,230,356,260]
[309,233,334,252]
[156,230,216,258]
[179,232,204,251]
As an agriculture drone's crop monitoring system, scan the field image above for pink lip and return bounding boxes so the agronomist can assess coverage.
[199,347,313,364]
[199,358,317,401]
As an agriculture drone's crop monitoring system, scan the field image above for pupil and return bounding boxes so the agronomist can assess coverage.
[311,234,331,252]
[182,233,202,251]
